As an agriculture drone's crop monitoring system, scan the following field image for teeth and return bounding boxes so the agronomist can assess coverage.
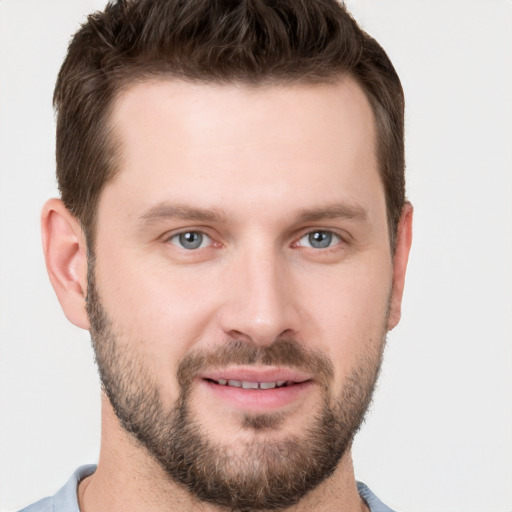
[242,381,259,389]
[215,379,292,389]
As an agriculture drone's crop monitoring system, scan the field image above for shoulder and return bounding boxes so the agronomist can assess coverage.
[357,481,398,512]
[16,465,97,512]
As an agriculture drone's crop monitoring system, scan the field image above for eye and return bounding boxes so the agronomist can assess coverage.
[297,230,342,249]
[168,231,211,250]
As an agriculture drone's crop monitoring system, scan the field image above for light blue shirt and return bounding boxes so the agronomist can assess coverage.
[18,465,397,512]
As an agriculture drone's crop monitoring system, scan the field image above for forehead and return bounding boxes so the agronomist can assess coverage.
[102,77,383,227]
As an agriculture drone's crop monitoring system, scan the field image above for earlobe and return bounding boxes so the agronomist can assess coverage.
[387,202,413,331]
[41,198,90,330]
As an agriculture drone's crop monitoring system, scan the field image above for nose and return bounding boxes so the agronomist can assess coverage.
[219,245,300,346]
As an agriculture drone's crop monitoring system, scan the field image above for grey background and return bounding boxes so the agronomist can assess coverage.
[1,1,511,510]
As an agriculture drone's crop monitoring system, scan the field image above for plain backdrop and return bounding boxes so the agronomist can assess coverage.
[1,1,511,511]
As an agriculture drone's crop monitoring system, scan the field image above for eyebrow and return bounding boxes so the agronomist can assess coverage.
[137,203,227,225]
[137,201,368,227]
[296,202,368,223]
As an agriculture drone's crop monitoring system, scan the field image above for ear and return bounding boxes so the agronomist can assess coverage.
[387,202,413,330]
[41,198,90,330]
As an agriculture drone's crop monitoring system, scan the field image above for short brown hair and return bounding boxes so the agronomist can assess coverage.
[54,0,405,249]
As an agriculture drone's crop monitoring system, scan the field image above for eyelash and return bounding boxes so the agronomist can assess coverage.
[166,229,345,251]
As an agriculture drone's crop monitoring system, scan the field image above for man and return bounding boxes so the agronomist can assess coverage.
[20,0,412,511]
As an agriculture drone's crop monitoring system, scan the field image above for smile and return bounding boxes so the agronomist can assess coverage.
[198,369,314,412]
[207,379,295,389]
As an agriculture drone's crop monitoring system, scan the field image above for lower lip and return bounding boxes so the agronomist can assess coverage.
[200,379,314,412]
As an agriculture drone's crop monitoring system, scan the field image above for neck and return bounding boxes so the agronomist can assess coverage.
[79,396,368,512]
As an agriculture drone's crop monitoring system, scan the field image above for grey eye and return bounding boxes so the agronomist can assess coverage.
[309,231,332,248]
[298,230,340,249]
[170,231,210,250]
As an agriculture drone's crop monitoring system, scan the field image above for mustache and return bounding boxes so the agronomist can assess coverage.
[176,338,334,390]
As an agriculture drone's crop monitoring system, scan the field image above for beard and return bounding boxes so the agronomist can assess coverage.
[86,266,386,511]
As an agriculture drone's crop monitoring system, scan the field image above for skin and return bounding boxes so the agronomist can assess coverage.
[42,77,413,512]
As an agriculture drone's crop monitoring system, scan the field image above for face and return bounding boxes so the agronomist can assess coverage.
[88,78,398,509]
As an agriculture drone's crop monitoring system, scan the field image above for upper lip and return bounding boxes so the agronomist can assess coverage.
[198,366,313,384]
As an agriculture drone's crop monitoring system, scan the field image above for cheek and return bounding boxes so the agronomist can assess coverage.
[92,250,222,405]
[109,280,210,342]
[299,258,392,377]
[93,231,392,401]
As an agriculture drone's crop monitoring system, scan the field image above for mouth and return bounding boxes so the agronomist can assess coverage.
[205,378,301,389]
[198,368,314,412]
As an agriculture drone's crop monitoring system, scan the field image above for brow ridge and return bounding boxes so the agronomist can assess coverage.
[296,203,368,223]
[137,201,368,226]
[138,203,227,224]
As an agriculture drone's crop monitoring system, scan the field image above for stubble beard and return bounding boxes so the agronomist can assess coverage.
[86,265,386,511]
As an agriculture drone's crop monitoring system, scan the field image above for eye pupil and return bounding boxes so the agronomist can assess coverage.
[308,231,332,249]
[179,232,203,249]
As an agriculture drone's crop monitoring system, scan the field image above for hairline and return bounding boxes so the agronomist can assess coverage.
[82,71,397,255]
